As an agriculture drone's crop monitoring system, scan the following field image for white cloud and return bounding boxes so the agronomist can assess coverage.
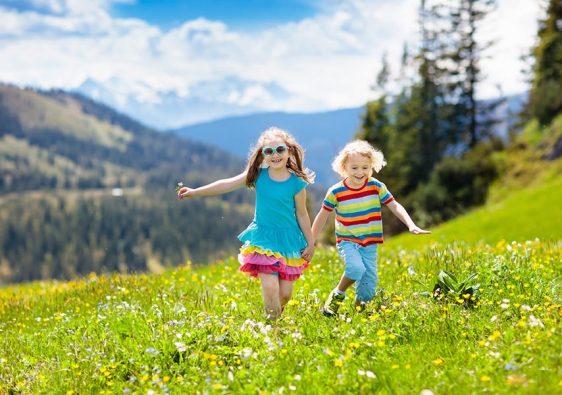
[0,0,542,120]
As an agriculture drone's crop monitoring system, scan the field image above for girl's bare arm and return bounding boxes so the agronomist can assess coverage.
[295,189,315,260]
[178,171,247,199]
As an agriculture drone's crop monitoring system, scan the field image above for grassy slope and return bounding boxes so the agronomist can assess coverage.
[388,174,562,250]
[389,115,562,250]
[0,242,559,394]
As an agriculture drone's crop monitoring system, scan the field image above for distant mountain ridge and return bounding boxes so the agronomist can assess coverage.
[172,107,365,186]
[171,93,526,186]
[76,76,293,129]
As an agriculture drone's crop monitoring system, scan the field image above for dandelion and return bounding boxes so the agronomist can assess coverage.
[432,358,444,366]
[488,331,501,341]
[480,375,491,382]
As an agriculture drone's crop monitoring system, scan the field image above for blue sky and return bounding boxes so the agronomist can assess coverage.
[0,0,543,126]
[111,0,317,31]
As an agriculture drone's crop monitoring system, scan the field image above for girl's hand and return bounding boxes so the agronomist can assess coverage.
[301,245,315,262]
[178,186,195,200]
[409,225,430,235]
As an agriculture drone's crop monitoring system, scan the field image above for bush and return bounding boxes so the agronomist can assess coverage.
[412,143,499,226]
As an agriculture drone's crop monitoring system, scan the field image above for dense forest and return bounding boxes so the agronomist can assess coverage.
[0,85,253,283]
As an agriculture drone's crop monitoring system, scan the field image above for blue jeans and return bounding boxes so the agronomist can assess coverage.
[336,241,379,302]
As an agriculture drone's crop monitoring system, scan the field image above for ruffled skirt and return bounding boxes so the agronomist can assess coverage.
[237,222,309,281]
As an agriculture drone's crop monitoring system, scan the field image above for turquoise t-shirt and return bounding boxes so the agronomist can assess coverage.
[238,168,309,257]
[253,167,308,229]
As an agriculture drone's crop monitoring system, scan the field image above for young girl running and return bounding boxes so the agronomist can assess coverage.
[311,140,429,316]
[177,127,315,320]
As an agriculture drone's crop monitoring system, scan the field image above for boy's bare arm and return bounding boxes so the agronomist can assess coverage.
[386,200,430,234]
[312,208,331,243]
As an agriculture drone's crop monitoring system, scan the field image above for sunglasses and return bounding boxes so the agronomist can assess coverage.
[261,144,288,156]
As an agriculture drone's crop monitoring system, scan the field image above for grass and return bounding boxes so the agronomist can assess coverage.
[388,176,562,250]
[0,238,560,393]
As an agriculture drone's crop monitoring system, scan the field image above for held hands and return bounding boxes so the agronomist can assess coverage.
[409,225,431,235]
[301,245,315,262]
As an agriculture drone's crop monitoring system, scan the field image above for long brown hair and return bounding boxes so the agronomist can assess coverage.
[245,127,315,188]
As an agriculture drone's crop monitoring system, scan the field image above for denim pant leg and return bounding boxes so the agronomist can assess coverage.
[337,241,366,281]
[355,244,378,302]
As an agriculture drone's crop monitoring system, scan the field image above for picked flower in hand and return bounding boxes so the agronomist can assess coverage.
[175,181,184,193]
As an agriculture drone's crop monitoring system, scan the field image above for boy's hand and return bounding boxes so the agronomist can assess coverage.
[178,186,195,200]
[301,245,315,262]
[409,225,430,234]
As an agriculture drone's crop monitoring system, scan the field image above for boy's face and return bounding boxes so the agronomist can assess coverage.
[262,138,289,170]
[344,153,372,184]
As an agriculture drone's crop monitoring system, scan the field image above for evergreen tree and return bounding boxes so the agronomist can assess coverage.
[529,0,562,125]
[444,0,500,147]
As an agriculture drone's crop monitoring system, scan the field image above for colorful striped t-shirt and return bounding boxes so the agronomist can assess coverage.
[322,177,394,245]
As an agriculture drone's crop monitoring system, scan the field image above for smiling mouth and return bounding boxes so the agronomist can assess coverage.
[271,158,283,164]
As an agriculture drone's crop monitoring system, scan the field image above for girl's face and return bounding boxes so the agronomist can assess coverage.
[344,153,372,185]
[262,138,289,169]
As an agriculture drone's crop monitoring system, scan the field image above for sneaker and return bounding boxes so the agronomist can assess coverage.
[322,290,345,317]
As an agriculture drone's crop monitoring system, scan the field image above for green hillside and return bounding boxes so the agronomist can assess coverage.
[0,84,253,283]
[388,175,562,250]
[0,236,559,393]
[388,113,562,249]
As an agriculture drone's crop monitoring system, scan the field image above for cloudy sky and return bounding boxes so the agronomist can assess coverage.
[0,0,544,124]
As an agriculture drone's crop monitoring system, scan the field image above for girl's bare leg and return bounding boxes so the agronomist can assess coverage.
[279,279,295,311]
[258,273,282,320]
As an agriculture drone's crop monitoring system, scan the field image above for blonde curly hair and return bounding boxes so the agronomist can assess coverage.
[332,140,386,178]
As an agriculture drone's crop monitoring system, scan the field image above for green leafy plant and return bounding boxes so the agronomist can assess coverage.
[432,270,480,306]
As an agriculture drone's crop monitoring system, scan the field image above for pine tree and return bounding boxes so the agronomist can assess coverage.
[444,0,499,147]
[529,0,562,125]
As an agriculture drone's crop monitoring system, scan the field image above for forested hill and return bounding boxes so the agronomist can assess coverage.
[0,84,253,284]
[0,83,243,193]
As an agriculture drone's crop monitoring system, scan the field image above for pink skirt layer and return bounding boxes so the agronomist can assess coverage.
[238,252,309,281]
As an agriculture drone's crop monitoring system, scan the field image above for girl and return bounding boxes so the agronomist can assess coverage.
[177,127,315,320]
[311,140,429,316]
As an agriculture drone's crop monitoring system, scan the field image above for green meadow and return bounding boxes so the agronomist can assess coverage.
[1,173,560,394]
